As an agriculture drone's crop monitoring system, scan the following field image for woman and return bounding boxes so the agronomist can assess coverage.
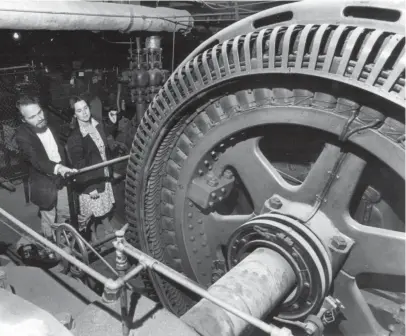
[66,95,118,242]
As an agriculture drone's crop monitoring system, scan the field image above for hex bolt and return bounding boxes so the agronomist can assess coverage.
[207,179,218,187]
[269,196,283,209]
[305,321,318,335]
[331,236,347,250]
[223,169,234,179]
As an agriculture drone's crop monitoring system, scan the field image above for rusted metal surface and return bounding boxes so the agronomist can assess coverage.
[181,248,296,336]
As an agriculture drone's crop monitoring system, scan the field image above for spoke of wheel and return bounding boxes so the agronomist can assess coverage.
[342,214,405,277]
[334,271,387,336]
[63,231,70,246]
[321,152,367,213]
[205,213,254,246]
[294,144,343,204]
[221,137,296,213]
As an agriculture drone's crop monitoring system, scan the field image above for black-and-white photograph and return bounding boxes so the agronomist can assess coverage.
[0,1,404,336]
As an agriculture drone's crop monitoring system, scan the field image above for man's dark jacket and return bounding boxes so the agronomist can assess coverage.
[16,123,66,210]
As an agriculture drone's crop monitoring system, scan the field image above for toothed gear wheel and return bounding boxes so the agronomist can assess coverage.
[125,9,405,336]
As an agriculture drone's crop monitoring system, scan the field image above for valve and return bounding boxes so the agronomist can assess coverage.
[303,296,344,335]
[304,315,324,336]
[319,296,345,325]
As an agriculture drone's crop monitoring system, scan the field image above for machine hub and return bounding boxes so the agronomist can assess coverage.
[226,214,333,320]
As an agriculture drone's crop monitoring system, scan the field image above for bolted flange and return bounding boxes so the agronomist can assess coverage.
[188,170,235,209]
[226,214,333,320]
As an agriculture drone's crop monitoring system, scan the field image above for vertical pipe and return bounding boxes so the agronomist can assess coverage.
[172,29,176,72]
[115,230,130,336]
[181,248,296,336]
[66,181,78,229]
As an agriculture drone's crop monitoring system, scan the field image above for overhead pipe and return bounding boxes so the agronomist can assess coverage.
[0,1,193,33]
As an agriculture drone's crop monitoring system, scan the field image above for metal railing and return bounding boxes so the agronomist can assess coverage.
[0,205,289,336]
[65,154,130,228]
[0,154,291,336]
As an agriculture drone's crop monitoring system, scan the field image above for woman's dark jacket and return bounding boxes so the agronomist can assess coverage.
[66,118,117,194]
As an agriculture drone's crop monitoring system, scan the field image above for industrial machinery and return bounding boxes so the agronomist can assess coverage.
[123,1,406,335]
[0,1,404,336]
[118,35,171,149]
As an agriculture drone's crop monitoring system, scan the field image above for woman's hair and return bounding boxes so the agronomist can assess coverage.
[69,93,91,112]
[69,93,93,130]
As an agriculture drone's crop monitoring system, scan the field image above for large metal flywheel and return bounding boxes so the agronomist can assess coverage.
[125,2,405,335]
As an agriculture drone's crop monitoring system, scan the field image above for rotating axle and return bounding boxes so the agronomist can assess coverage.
[181,209,345,336]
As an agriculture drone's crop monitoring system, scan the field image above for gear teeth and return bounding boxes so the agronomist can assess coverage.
[177,134,193,156]
[184,123,202,143]
[253,88,273,105]
[312,92,337,109]
[171,147,188,166]
[125,21,405,317]
[161,188,175,204]
[166,160,181,180]
[193,112,212,133]
[236,90,256,109]
[335,98,359,117]
[292,89,313,106]
[162,175,178,192]
[273,88,294,105]
[161,203,175,218]
[205,103,226,124]
[357,106,385,124]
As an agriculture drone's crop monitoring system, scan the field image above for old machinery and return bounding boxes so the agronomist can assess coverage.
[124,1,405,336]
[118,36,170,150]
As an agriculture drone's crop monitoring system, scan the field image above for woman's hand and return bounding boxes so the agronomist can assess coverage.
[108,110,118,124]
[89,190,100,199]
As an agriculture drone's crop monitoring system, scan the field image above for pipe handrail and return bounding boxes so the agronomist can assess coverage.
[0,207,110,285]
[67,155,130,178]
[0,205,291,336]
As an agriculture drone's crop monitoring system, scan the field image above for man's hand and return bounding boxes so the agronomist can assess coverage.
[89,190,100,199]
[57,165,77,178]
[108,110,118,124]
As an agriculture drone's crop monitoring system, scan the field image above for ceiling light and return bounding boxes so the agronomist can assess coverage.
[12,32,21,40]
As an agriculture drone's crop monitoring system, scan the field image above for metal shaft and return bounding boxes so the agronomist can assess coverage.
[117,242,293,336]
[181,248,296,336]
